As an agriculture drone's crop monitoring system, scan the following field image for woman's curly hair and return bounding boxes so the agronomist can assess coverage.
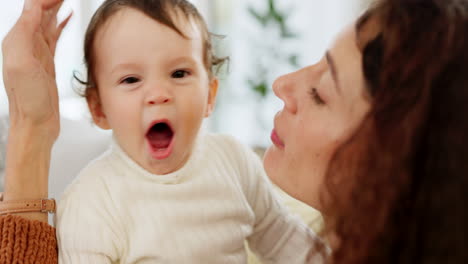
[323,0,468,263]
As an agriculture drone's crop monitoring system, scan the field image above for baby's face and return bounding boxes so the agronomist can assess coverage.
[90,8,217,175]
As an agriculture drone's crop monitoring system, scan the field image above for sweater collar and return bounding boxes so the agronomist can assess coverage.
[110,131,205,184]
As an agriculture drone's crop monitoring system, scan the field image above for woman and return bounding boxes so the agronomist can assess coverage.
[1,0,467,263]
[265,0,468,263]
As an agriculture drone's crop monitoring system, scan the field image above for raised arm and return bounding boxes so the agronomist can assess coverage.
[2,0,71,222]
[0,0,71,263]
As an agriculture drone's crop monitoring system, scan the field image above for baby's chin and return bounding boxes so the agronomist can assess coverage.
[142,144,192,175]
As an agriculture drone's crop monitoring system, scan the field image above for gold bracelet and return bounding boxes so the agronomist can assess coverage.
[0,192,56,215]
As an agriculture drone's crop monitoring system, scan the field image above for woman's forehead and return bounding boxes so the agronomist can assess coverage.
[328,25,361,68]
[328,23,372,105]
[356,14,381,52]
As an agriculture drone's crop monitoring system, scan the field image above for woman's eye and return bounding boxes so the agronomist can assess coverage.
[309,88,326,106]
[121,77,140,84]
[172,70,190,79]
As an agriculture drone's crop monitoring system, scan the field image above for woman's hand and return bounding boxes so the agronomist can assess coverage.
[1,0,71,222]
[2,0,71,140]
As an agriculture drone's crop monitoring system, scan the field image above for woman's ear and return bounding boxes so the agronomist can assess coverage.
[86,89,111,130]
[205,78,219,117]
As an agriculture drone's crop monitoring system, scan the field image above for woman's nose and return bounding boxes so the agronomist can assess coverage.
[273,72,298,114]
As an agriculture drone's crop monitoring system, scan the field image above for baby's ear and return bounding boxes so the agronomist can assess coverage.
[205,78,219,117]
[86,89,111,130]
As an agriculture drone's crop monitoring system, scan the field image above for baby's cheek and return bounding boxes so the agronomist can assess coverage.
[182,96,206,120]
[178,103,205,138]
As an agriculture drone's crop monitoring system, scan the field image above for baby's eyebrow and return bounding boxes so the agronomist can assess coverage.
[168,56,199,66]
[109,63,140,75]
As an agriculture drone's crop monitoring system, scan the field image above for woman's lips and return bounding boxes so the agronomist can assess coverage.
[271,130,285,148]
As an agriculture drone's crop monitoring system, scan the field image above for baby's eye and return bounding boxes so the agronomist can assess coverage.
[171,70,190,79]
[121,76,140,84]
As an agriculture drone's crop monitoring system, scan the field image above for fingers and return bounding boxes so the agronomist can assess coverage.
[21,0,63,33]
[56,12,73,38]
[50,11,73,53]
[42,0,65,9]
[42,0,65,30]
[22,0,35,12]
[2,0,42,63]
[39,0,71,54]
[20,0,43,34]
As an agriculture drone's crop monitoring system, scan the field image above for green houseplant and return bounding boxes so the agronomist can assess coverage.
[247,0,300,98]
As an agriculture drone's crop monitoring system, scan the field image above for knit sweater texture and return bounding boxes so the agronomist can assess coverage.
[0,215,57,264]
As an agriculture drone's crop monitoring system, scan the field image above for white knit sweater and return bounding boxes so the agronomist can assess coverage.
[56,133,325,263]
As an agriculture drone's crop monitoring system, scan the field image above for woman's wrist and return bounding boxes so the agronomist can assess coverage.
[4,121,54,198]
[2,120,56,223]
[8,113,60,143]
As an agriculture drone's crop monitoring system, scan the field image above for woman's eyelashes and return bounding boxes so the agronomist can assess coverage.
[309,87,326,105]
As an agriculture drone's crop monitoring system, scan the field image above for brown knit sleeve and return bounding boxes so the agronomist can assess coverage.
[0,215,58,264]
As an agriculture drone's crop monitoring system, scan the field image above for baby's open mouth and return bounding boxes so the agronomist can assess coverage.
[146,121,174,151]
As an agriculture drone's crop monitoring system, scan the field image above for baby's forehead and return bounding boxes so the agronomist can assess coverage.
[98,7,203,42]
[93,8,204,56]
[91,7,206,72]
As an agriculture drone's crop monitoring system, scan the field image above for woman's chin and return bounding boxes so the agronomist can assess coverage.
[263,146,284,185]
[263,146,276,172]
[263,146,322,209]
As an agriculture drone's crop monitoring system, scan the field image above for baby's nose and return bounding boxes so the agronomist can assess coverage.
[146,86,172,105]
[147,96,170,105]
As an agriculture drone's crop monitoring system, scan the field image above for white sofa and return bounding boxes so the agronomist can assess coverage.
[0,115,111,199]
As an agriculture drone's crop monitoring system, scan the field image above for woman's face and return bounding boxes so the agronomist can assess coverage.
[264,25,371,209]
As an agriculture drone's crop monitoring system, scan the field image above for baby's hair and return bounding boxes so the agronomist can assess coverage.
[74,0,228,99]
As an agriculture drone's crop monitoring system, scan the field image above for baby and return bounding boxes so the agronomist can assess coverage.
[56,0,324,263]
